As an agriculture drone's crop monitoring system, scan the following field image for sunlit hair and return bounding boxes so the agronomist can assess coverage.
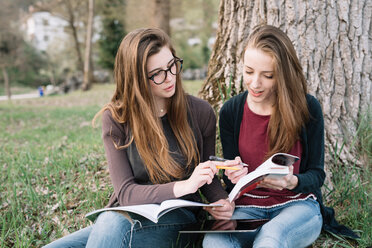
[245,25,309,159]
[93,28,199,183]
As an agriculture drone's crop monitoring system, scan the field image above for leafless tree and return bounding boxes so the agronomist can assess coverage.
[34,0,87,71]
[0,1,23,99]
[82,0,94,91]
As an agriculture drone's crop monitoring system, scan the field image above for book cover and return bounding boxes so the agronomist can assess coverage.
[228,153,299,202]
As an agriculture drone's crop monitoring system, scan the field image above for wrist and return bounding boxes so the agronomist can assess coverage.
[173,180,191,197]
[287,175,298,190]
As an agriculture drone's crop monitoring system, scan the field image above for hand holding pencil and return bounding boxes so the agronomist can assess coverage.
[209,156,248,170]
[209,156,249,184]
[174,160,219,197]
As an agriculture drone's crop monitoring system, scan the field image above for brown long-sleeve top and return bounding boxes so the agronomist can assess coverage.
[102,95,228,208]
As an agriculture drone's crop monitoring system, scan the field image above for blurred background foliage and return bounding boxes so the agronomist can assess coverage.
[0,0,218,92]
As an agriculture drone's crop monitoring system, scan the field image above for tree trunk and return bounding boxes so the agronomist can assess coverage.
[1,66,11,100]
[82,0,94,91]
[200,0,372,191]
[64,0,84,71]
[152,0,170,35]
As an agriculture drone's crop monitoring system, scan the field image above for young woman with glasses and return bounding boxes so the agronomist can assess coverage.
[43,28,234,248]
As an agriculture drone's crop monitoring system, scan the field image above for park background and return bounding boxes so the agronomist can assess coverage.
[0,0,371,247]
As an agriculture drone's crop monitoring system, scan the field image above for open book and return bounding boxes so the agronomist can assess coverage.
[86,199,222,223]
[228,153,299,202]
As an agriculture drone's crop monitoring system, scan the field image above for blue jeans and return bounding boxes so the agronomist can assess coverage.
[203,198,322,248]
[43,208,197,248]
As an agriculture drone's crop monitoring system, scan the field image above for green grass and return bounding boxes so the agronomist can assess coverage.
[0,82,371,247]
[0,84,114,247]
[183,79,204,96]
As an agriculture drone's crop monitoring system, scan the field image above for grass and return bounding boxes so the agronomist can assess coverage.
[0,81,371,247]
[183,79,204,96]
[0,84,113,247]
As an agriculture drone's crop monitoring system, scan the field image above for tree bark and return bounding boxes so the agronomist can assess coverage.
[152,0,170,35]
[1,66,11,100]
[82,0,94,91]
[200,0,372,189]
[64,0,84,71]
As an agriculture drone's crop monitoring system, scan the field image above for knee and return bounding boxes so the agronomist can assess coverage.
[253,224,287,248]
[94,211,132,233]
[254,214,322,248]
[253,236,284,248]
[202,234,215,248]
[203,233,238,248]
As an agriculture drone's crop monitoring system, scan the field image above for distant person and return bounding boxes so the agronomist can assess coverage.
[38,86,44,97]
[43,28,234,248]
[203,25,358,248]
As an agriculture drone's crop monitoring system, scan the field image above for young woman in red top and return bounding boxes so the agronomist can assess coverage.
[204,25,357,248]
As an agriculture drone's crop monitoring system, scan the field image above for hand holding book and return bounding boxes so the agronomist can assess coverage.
[217,153,300,202]
[203,198,235,220]
[258,165,298,190]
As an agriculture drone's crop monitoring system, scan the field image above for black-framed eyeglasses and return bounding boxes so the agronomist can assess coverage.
[148,57,183,85]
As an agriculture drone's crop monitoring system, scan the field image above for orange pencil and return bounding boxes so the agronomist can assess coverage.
[209,156,249,167]
[216,166,240,170]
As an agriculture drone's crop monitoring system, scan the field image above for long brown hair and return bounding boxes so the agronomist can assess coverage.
[93,28,199,183]
[245,25,309,158]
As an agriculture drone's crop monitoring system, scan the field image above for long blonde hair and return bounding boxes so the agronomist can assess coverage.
[246,25,309,159]
[94,28,199,183]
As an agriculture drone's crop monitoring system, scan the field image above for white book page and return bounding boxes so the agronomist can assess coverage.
[86,199,222,223]
[85,204,161,223]
[228,168,270,202]
[157,199,222,220]
[228,153,297,202]
[121,204,162,222]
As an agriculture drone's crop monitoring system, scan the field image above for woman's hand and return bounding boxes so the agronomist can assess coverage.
[204,198,235,220]
[223,156,248,184]
[258,165,298,190]
[173,161,217,197]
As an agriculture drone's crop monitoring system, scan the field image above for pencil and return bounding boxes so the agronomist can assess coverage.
[209,156,249,167]
[216,166,241,170]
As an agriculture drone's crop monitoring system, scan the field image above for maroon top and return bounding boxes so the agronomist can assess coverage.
[236,102,314,207]
[102,95,228,207]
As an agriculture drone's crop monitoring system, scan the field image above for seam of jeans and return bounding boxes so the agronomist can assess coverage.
[131,220,194,232]
[229,234,241,248]
[122,219,141,248]
[123,221,192,248]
